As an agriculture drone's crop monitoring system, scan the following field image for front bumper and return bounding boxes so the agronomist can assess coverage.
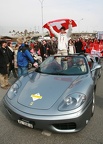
[3,97,92,133]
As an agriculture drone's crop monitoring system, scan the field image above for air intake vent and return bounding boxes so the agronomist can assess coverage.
[53,122,76,130]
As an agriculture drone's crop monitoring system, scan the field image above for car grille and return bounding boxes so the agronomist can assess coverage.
[52,122,76,130]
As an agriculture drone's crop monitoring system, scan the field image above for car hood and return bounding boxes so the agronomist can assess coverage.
[17,73,79,110]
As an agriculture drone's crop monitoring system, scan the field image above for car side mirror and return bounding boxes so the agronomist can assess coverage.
[91,64,102,72]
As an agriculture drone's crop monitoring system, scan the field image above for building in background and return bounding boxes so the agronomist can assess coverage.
[97,31,103,40]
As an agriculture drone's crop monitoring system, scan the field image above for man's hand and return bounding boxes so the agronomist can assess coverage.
[68,20,72,29]
[47,22,50,27]
[69,20,72,24]
[33,62,38,68]
[44,54,48,58]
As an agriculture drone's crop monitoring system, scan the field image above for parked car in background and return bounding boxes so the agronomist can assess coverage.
[11,41,17,48]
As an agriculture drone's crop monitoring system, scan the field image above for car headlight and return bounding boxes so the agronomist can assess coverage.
[58,93,86,111]
[7,80,22,100]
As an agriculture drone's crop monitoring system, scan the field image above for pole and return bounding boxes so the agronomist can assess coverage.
[38,0,44,38]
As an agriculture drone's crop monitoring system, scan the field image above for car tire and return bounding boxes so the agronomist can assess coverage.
[91,91,95,117]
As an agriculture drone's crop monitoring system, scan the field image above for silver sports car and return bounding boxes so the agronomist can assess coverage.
[3,54,102,133]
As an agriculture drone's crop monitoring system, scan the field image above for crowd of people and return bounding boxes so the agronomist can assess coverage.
[0,27,103,90]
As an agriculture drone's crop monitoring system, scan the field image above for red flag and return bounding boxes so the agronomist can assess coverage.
[43,18,77,37]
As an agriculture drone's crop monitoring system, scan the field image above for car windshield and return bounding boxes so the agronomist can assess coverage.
[36,55,88,75]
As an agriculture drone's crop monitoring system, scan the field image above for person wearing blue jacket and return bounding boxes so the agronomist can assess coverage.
[17,38,38,78]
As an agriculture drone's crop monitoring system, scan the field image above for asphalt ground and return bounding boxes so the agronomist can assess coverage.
[0,60,103,144]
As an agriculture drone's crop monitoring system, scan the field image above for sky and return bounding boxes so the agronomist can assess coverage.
[0,0,103,36]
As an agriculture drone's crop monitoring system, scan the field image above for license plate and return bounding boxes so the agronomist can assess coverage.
[18,120,33,128]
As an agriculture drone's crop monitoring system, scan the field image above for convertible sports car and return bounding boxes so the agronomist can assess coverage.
[3,54,102,133]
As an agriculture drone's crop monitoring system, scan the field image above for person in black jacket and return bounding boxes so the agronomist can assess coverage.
[0,40,11,89]
[7,42,18,78]
[39,40,49,61]
[75,38,83,53]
